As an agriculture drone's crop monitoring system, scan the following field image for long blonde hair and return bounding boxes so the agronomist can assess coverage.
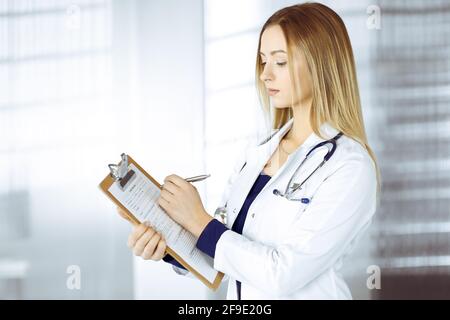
[255,2,381,192]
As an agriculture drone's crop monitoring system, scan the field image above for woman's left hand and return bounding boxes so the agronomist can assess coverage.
[157,174,213,237]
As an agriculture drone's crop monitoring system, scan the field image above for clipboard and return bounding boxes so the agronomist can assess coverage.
[99,153,224,291]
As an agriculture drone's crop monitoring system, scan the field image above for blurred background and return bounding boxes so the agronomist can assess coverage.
[0,0,449,299]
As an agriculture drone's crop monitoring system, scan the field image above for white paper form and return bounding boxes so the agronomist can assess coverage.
[108,163,217,283]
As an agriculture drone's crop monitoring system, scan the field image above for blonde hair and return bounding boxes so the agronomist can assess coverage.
[255,2,381,193]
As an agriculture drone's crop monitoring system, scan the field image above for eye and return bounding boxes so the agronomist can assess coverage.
[260,61,286,67]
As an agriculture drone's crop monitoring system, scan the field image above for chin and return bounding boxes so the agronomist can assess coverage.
[272,103,291,109]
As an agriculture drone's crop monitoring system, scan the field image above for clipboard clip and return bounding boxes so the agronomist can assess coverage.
[108,153,136,189]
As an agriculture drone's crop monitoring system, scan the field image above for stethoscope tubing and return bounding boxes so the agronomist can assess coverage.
[275,132,343,200]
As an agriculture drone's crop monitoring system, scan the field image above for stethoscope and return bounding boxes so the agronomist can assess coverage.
[272,131,343,202]
[214,131,343,224]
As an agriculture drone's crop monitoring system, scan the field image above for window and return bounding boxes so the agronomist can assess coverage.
[0,0,131,299]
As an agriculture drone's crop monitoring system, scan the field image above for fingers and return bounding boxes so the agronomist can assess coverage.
[151,238,167,261]
[164,174,188,189]
[133,227,156,256]
[127,223,167,261]
[127,223,150,249]
[161,180,179,195]
[157,196,170,211]
[160,189,174,203]
[141,233,163,260]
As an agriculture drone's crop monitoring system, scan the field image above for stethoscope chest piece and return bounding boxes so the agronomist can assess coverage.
[214,206,228,225]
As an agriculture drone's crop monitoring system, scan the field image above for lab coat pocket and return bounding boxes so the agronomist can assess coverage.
[268,194,308,239]
[284,181,325,232]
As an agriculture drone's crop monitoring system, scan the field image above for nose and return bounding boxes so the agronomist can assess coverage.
[259,63,274,83]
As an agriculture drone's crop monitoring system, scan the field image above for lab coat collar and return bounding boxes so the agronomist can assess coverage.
[226,118,341,228]
[255,118,340,161]
[302,121,341,148]
[246,119,340,203]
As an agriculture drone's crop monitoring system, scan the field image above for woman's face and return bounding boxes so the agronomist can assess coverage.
[259,25,313,109]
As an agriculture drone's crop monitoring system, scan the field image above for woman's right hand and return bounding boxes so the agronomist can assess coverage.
[117,207,167,261]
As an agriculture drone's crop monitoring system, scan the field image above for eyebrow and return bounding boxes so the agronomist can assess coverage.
[259,50,287,56]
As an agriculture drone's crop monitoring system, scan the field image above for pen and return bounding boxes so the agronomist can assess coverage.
[185,174,211,182]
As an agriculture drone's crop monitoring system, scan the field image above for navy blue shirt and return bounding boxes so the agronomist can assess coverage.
[163,172,271,299]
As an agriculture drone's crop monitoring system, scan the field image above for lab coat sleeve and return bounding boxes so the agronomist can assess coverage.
[196,219,229,258]
[213,152,378,296]
[200,142,252,283]
[162,254,196,278]
[164,144,250,281]
[162,254,187,270]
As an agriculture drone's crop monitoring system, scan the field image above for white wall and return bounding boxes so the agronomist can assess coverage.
[121,0,215,299]
[0,0,134,299]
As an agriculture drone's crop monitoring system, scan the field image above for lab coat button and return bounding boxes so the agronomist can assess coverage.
[233,208,236,213]
[251,213,255,218]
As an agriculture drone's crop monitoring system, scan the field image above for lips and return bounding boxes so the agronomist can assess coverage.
[268,88,279,96]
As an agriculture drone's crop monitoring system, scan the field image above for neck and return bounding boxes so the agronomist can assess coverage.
[285,98,313,145]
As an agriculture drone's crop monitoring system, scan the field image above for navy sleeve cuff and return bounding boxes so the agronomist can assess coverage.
[196,219,229,258]
[162,253,187,270]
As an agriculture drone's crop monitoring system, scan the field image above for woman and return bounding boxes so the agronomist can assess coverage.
[119,2,380,299]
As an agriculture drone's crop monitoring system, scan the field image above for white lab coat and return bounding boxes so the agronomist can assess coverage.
[172,118,378,299]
